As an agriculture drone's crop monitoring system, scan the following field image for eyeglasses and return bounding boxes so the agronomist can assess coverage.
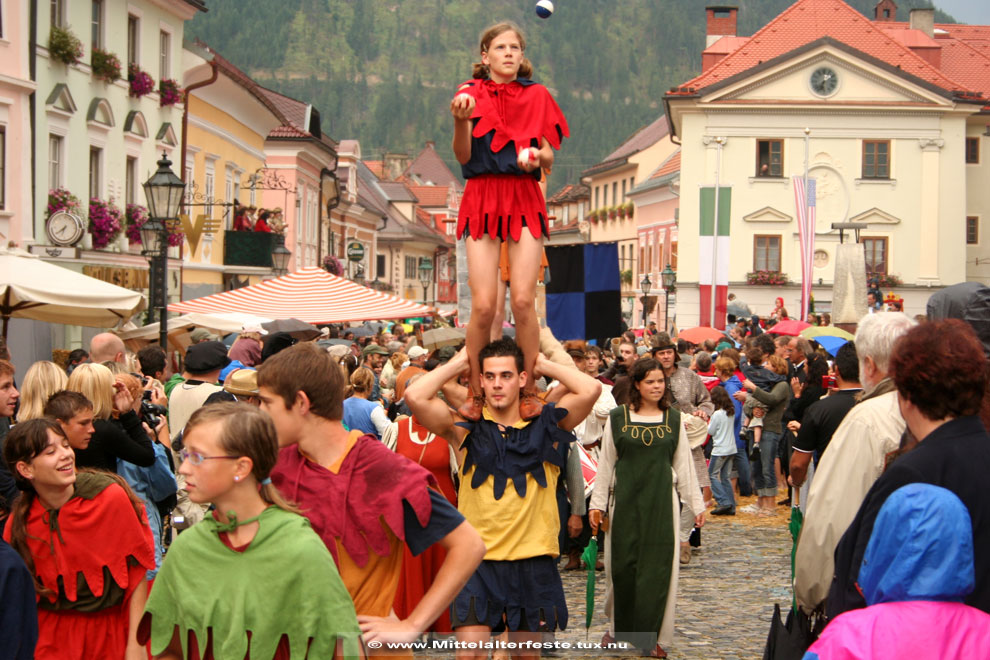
[179,449,241,466]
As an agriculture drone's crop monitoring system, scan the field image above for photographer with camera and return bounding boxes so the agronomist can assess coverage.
[788,342,861,490]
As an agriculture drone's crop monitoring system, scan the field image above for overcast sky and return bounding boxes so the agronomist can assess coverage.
[935,1,990,25]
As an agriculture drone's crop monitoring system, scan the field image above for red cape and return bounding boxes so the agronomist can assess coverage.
[272,434,437,567]
[4,473,155,604]
[457,78,569,155]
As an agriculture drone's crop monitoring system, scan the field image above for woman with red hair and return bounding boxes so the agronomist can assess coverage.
[829,319,990,619]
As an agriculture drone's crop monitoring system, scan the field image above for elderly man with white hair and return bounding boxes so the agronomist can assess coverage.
[793,311,916,616]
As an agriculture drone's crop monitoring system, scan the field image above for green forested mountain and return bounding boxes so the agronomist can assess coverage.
[187,0,954,186]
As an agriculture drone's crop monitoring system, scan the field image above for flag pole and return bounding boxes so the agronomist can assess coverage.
[802,127,811,321]
[711,137,725,327]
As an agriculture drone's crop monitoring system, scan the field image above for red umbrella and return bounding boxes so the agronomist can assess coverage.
[677,326,727,345]
[768,319,811,336]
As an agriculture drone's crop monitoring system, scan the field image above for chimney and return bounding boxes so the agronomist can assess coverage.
[910,8,935,38]
[706,5,738,48]
[874,0,897,22]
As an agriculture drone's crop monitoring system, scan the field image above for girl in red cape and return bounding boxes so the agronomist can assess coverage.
[3,418,154,660]
[451,21,569,421]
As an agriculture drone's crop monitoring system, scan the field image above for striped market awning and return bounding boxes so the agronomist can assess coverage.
[168,267,434,323]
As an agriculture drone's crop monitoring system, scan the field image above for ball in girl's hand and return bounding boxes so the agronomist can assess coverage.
[535,0,554,19]
[517,147,539,170]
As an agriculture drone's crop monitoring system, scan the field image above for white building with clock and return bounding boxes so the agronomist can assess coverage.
[7,0,205,367]
[663,0,990,327]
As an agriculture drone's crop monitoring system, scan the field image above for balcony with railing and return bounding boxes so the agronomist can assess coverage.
[224,231,275,268]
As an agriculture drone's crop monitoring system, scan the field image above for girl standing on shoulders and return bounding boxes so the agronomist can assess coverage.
[451,21,569,420]
[589,358,705,658]
[3,418,155,660]
[140,402,363,659]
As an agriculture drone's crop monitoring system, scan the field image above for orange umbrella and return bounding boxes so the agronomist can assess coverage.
[677,326,727,345]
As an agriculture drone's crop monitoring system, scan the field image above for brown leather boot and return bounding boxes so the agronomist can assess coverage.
[457,389,484,421]
[519,387,544,420]
[562,549,580,571]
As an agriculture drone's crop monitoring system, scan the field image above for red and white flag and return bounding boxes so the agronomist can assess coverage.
[793,177,816,321]
[575,442,598,498]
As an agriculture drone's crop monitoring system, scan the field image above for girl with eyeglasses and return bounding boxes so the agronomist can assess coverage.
[2,418,156,660]
[139,402,363,659]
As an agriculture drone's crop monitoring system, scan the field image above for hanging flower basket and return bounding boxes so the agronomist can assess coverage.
[746,270,790,286]
[608,206,618,220]
[48,25,83,66]
[91,47,122,83]
[323,254,345,276]
[617,207,627,219]
[159,78,182,107]
[47,188,82,219]
[128,63,155,98]
[598,208,609,222]
[88,198,124,249]
[624,202,635,218]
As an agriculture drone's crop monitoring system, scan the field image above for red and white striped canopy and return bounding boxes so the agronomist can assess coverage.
[168,267,434,323]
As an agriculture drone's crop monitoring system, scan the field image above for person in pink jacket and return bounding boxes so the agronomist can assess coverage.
[803,482,990,659]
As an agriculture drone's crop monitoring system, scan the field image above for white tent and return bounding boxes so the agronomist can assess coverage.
[0,247,146,339]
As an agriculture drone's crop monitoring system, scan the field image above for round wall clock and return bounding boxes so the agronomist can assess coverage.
[46,210,85,247]
[810,66,839,97]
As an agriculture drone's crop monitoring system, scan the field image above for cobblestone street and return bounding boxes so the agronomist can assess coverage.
[556,496,793,659]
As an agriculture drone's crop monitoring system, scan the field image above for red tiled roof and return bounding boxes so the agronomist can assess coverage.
[547,183,590,204]
[364,160,385,178]
[649,150,681,181]
[405,142,462,191]
[602,115,670,162]
[878,23,990,99]
[408,185,450,207]
[672,0,977,96]
[257,86,309,131]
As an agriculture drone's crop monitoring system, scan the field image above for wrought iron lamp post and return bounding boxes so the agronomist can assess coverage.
[418,257,434,306]
[142,153,186,349]
[661,264,676,334]
[640,273,652,328]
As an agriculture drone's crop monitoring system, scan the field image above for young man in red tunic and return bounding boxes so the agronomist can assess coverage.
[257,343,485,656]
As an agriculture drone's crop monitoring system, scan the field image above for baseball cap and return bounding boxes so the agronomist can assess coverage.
[362,344,389,356]
[189,327,217,343]
[408,346,429,359]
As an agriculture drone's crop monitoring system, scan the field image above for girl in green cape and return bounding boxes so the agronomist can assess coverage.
[589,358,705,658]
[140,402,363,659]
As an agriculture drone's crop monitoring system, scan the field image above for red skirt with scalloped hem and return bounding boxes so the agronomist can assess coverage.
[457,174,549,242]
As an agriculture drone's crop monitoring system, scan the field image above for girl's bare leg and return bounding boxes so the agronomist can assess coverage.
[492,278,508,342]
[462,236,502,419]
[507,232,544,418]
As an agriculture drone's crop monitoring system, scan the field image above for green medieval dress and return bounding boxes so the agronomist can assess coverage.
[606,405,684,650]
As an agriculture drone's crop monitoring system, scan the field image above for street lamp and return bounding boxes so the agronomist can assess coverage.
[142,153,186,349]
[640,273,652,328]
[272,235,291,275]
[661,263,676,334]
[418,257,434,305]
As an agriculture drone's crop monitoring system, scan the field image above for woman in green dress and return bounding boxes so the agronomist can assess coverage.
[589,357,705,658]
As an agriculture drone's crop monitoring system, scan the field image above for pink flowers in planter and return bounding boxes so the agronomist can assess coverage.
[125,203,184,247]
[47,188,82,219]
[128,63,155,98]
[159,78,182,107]
[88,198,124,249]
[746,270,790,286]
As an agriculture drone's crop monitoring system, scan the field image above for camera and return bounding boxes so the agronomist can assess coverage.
[140,390,168,429]
[822,374,837,389]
